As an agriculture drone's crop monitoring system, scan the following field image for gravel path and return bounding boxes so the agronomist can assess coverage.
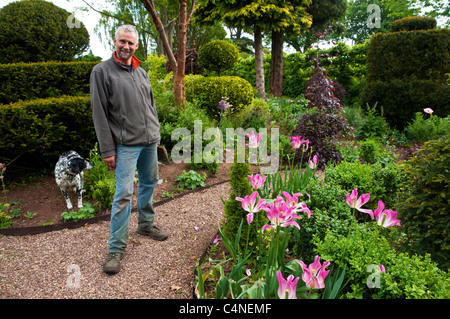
[0,182,230,299]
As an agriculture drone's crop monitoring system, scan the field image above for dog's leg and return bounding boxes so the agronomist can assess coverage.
[77,172,84,209]
[60,187,73,210]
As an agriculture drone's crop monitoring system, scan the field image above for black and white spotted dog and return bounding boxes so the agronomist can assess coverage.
[55,151,93,210]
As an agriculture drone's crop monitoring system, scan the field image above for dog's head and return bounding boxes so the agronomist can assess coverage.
[69,158,93,174]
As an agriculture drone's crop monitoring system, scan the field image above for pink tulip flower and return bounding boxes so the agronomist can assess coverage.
[345,188,374,219]
[261,198,303,232]
[246,131,262,148]
[297,255,330,289]
[380,265,386,273]
[423,108,433,114]
[281,191,311,218]
[308,155,318,169]
[276,270,299,299]
[290,136,309,150]
[236,191,266,224]
[373,200,401,228]
[248,174,266,189]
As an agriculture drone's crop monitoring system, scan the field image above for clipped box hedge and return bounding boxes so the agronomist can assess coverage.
[0,61,99,104]
[0,95,95,175]
[185,75,255,118]
[361,27,449,129]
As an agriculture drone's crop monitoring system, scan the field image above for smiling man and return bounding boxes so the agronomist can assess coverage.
[90,25,168,275]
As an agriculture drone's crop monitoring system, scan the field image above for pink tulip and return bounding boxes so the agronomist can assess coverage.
[246,131,262,148]
[236,191,266,224]
[345,188,374,219]
[261,198,303,232]
[276,270,299,299]
[308,155,318,169]
[373,200,401,228]
[423,108,433,114]
[281,191,311,218]
[297,255,330,289]
[248,174,266,189]
[290,136,309,150]
[380,265,386,273]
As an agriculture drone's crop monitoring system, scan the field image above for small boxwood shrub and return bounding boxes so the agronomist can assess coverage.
[315,223,450,299]
[395,134,450,269]
[198,40,240,75]
[0,61,98,104]
[185,75,254,119]
[324,160,404,213]
[0,95,95,175]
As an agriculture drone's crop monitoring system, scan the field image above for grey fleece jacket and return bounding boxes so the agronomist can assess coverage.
[90,53,161,158]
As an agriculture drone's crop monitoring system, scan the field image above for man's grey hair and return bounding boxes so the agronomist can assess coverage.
[115,25,139,42]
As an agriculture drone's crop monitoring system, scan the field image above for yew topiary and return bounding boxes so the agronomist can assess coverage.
[198,40,240,75]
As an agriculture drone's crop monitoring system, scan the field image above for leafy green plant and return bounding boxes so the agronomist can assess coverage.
[198,40,240,76]
[85,143,116,209]
[355,103,389,140]
[61,203,96,222]
[395,133,450,269]
[315,222,450,299]
[24,211,36,219]
[358,138,381,164]
[175,170,206,190]
[406,111,450,143]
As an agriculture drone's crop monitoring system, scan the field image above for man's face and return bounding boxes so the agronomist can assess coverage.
[113,31,139,64]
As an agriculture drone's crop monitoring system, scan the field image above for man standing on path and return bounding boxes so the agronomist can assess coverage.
[90,25,168,275]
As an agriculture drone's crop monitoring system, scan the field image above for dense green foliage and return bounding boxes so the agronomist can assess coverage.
[361,23,450,129]
[0,61,97,104]
[0,0,90,63]
[185,75,254,119]
[0,96,95,175]
[396,134,450,269]
[316,223,450,299]
[390,16,437,32]
[198,40,240,75]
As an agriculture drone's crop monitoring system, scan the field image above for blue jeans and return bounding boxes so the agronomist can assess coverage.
[108,143,159,253]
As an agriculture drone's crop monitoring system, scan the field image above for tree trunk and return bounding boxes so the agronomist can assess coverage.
[269,30,284,98]
[140,0,196,107]
[254,26,265,100]
[174,0,188,106]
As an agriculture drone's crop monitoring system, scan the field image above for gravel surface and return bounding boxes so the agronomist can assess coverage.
[0,182,230,299]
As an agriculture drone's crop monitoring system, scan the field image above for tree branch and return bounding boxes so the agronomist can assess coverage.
[140,0,177,69]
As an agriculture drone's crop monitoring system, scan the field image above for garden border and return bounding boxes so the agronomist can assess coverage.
[0,179,229,237]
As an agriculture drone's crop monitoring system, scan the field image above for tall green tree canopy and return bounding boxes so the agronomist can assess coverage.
[0,0,90,63]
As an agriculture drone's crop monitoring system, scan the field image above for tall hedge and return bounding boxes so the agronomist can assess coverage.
[0,61,98,104]
[361,20,449,129]
[0,96,95,176]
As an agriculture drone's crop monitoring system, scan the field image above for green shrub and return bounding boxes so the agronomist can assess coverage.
[325,160,404,212]
[315,223,450,299]
[359,138,381,164]
[406,112,450,143]
[198,40,240,75]
[361,28,450,129]
[84,143,116,210]
[185,75,254,119]
[0,96,95,175]
[222,162,263,251]
[395,134,450,269]
[390,16,437,32]
[0,61,98,104]
[235,98,270,130]
[355,103,389,140]
[292,182,353,261]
